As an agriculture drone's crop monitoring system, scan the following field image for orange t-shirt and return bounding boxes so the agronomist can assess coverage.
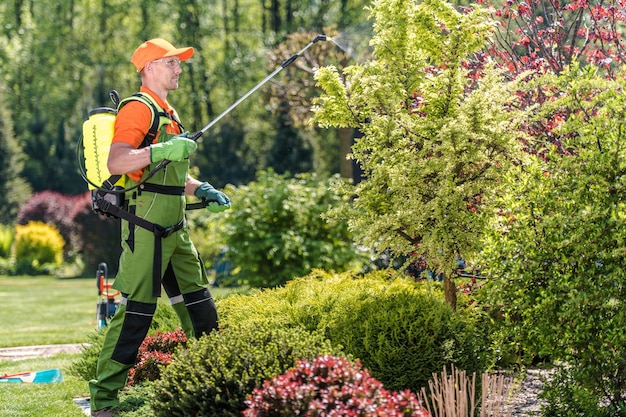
[112,87,183,182]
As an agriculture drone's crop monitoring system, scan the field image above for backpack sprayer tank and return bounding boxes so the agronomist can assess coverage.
[82,107,125,190]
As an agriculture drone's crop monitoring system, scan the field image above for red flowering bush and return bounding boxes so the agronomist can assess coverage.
[17,190,78,253]
[243,355,429,417]
[128,329,187,385]
[16,190,121,272]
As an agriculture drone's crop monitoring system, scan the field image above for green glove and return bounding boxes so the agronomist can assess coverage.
[150,133,197,163]
[195,182,231,213]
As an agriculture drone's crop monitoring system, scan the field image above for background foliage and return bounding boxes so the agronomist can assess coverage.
[0,0,371,199]
[479,64,626,415]
[189,170,367,288]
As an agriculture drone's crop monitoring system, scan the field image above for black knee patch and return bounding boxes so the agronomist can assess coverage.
[111,300,156,365]
[183,289,218,337]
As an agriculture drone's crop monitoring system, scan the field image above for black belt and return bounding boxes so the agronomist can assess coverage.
[138,183,185,195]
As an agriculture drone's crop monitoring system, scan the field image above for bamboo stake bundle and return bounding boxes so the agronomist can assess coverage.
[419,367,519,417]
[481,372,519,417]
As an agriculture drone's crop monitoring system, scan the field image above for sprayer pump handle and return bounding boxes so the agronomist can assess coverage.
[109,90,121,108]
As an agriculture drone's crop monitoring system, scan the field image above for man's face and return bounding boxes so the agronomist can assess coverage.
[148,57,182,90]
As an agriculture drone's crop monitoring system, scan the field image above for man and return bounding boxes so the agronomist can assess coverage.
[89,38,230,417]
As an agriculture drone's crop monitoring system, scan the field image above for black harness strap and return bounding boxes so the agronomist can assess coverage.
[94,195,187,297]
[151,218,186,297]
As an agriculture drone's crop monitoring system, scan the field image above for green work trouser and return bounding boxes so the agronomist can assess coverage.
[88,230,219,411]
[89,188,218,411]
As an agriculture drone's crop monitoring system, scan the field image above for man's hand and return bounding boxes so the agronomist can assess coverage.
[150,133,197,163]
[195,182,231,213]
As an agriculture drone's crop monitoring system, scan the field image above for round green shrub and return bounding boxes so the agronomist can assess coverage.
[150,323,344,417]
[14,220,65,273]
[204,170,367,288]
[217,270,494,393]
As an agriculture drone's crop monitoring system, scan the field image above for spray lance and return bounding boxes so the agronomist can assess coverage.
[143,34,331,182]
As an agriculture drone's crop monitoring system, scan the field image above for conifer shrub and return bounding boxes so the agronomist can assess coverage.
[243,355,429,417]
[150,323,344,417]
[69,328,106,381]
[14,221,65,273]
[217,270,493,393]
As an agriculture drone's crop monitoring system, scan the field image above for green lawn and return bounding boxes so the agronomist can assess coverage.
[0,276,97,348]
[0,275,239,416]
[0,354,87,417]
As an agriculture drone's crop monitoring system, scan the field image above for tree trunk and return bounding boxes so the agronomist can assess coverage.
[444,273,457,310]
[338,127,353,179]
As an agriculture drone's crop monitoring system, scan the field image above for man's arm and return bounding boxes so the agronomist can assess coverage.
[186,175,202,196]
[107,142,152,175]
[108,136,197,176]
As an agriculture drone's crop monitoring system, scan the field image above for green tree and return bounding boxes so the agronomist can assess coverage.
[480,63,626,415]
[0,78,31,223]
[0,0,372,196]
[313,0,528,308]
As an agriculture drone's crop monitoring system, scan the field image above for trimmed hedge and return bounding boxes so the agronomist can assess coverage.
[217,270,494,392]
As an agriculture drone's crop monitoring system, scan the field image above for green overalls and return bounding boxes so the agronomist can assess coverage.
[89,96,218,411]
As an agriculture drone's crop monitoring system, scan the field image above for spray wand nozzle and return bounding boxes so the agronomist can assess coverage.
[280,34,330,67]
[313,34,329,43]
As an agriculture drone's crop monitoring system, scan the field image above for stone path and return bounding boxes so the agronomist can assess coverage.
[0,343,85,361]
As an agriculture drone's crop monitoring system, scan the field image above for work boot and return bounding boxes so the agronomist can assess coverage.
[91,407,114,417]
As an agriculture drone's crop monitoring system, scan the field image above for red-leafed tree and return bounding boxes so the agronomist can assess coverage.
[482,0,626,78]
[472,0,626,158]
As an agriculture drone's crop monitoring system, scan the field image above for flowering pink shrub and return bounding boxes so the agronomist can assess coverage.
[243,355,429,417]
[128,329,187,385]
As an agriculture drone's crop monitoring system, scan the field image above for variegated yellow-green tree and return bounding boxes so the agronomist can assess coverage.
[313,0,529,308]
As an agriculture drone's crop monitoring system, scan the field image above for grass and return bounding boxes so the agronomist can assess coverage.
[0,275,240,416]
[0,276,96,347]
[0,354,86,417]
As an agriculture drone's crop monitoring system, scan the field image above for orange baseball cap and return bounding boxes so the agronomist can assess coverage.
[131,38,194,72]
